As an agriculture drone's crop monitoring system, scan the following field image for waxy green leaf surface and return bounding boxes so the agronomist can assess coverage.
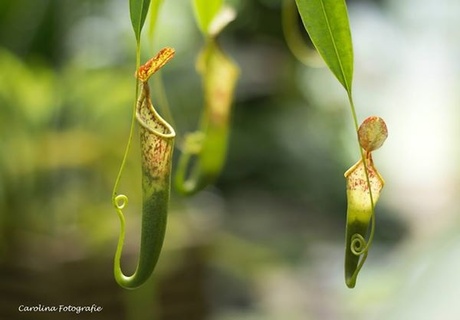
[295,0,353,92]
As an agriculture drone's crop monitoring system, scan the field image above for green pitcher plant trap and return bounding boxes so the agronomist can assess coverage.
[175,1,239,195]
[175,40,239,195]
[344,116,387,288]
[113,48,175,289]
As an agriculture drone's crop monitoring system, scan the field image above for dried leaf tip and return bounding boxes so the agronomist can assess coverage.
[136,47,176,82]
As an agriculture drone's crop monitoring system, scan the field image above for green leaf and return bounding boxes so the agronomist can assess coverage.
[193,0,223,35]
[130,0,151,42]
[295,0,353,92]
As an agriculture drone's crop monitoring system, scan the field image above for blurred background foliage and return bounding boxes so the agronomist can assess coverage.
[1,0,460,319]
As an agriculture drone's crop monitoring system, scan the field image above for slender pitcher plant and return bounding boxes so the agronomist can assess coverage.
[175,1,239,195]
[112,0,176,289]
[113,48,176,289]
[295,0,388,287]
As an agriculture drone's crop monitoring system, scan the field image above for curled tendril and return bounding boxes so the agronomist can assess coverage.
[114,194,128,210]
[350,233,366,256]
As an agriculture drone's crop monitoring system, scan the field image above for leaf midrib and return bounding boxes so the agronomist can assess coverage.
[319,0,351,93]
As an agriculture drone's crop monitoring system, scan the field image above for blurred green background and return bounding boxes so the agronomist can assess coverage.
[1,0,460,319]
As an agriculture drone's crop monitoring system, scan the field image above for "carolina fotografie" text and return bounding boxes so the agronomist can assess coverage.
[18,304,103,314]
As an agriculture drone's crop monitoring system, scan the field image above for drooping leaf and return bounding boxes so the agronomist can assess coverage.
[295,0,353,92]
[130,0,151,42]
[193,0,223,35]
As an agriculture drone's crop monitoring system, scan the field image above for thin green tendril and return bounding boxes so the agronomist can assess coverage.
[113,194,128,283]
[348,212,375,282]
[111,47,141,286]
[112,46,141,203]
